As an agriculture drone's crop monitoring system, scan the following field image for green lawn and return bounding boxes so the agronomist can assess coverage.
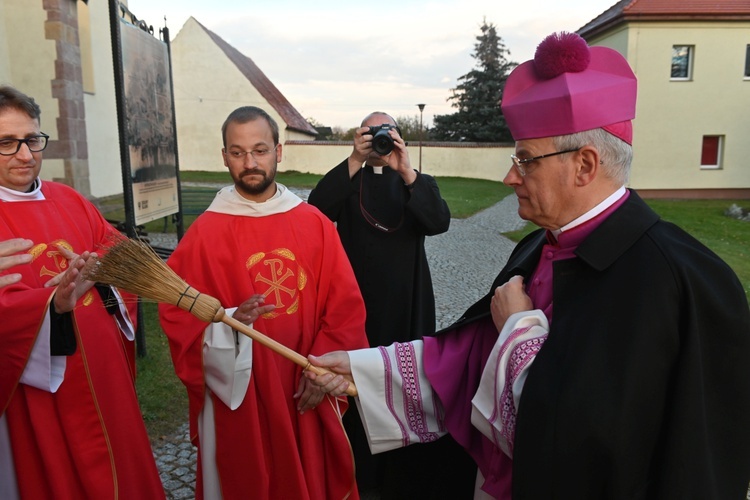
[503,198,750,298]
[135,302,186,441]
[435,176,515,218]
[181,169,323,188]
[179,171,516,219]
[128,171,512,233]
[133,174,750,441]
[647,199,750,297]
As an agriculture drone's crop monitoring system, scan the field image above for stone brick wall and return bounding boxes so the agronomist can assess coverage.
[43,0,90,198]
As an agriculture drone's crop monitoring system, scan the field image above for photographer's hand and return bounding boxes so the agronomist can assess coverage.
[386,130,417,186]
[347,126,373,178]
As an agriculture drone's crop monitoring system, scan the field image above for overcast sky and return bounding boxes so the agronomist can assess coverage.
[125,0,611,129]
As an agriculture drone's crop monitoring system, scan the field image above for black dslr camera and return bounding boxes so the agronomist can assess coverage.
[368,124,400,155]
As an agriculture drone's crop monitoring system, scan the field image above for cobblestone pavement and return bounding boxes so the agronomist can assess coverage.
[149,190,524,498]
[428,195,524,329]
[153,424,196,500]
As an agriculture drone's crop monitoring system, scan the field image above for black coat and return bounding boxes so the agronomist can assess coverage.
[308,160,451,346]
[309,161,475,498]
[446,190,750,499]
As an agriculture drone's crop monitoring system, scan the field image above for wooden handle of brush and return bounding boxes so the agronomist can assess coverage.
[219,313,358,397]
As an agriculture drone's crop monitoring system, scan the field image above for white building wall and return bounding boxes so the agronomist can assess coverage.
[83,0,125,197]
[0,1,9,80]
[0,0,64,181]
[592,21,750,192]
[281,142,514,182]
[172,17,303,172]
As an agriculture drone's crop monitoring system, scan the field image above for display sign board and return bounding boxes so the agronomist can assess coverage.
[119,17,179,225]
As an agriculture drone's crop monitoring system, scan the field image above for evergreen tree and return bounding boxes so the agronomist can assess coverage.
[432,19,516,142]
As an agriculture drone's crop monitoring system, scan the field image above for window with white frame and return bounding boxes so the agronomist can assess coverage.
[671,45,693,80]
[700,135,723,169]
[745,45,750,79]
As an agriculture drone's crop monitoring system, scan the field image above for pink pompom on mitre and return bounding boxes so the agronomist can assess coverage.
[533,32,591,80]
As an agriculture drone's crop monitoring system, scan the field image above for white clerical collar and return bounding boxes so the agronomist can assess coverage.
[551,186,626,239]
[206,182,302,217]
[0,178,44,202]
[362,162,385,175]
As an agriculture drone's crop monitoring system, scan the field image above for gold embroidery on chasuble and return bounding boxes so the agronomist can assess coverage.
[29,239,95,306]
[247,248,307,319]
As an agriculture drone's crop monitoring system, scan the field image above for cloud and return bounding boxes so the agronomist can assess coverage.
[126,0,608,127]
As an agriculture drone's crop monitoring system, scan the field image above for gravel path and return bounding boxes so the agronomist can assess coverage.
[149,190,524,498]
[428,194,524,329]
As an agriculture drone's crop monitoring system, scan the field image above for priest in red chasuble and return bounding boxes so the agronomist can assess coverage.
[159,106,368,500]
[0,85,164,499]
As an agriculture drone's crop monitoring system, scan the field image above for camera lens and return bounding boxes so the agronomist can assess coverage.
[372,128,394,155]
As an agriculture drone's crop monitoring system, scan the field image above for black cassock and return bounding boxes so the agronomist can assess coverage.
[310,160,477,498]
[309,160,451,346]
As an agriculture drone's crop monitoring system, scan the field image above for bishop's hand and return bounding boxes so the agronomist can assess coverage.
[304,352,354,397]
[491,275,533,332]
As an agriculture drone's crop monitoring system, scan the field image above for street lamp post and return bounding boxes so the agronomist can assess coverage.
[417,103,425,172]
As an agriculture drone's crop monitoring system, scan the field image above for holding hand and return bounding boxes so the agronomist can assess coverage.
[52,251,98,313]
[350,126,374,165]
[232,293,275,325]
[381,128,416,181]
[293,376,325,414]
[44,243,78,288]
[490,275,533,332]
[347,121,417,186]
[304,352,354,397]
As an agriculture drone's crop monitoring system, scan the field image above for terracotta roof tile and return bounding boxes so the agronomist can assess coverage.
[625,0,750,15]
[578,0,750,39]
[193,19,317,137]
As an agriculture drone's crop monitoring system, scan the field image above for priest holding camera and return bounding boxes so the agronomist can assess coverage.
[309,112,474,498]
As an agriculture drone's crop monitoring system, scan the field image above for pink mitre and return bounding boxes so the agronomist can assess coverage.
[501,32,637,144]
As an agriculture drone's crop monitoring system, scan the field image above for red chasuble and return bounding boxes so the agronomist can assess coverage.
[160,200,368,500]
[0,182,164,499]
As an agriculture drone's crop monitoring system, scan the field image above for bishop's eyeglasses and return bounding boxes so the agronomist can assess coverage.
[0,134,50,156]
[510,147,580,176]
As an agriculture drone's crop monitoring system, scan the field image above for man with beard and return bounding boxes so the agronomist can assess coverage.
[159,106,369,499]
